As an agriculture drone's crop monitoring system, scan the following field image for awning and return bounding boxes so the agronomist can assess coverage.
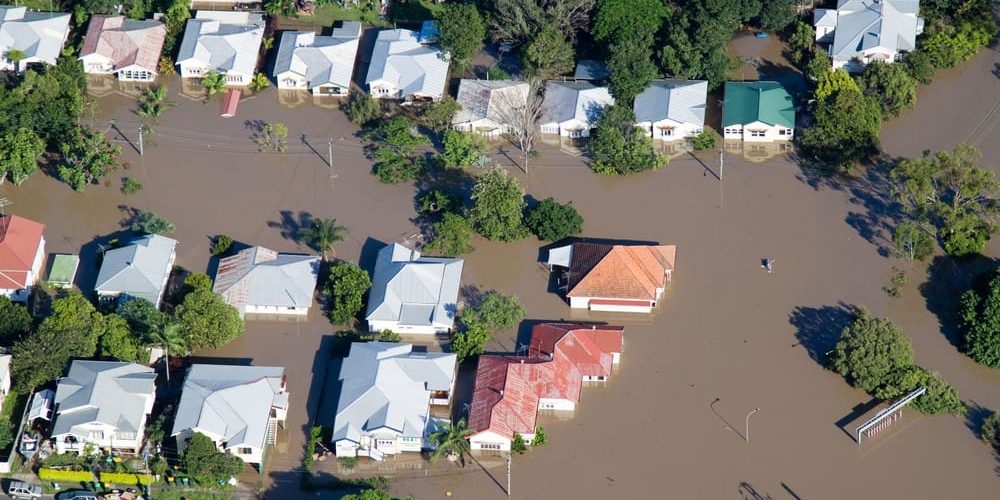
[220,89,240,118]
[547,245,573,268]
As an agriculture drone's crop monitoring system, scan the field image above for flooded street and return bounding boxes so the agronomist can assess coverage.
[2,47,999,499]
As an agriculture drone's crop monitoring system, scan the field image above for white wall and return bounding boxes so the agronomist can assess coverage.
[469,430,511,452]
[276,72,307,90]
[723,122,793,142]
[226,443,264,465]
[570,296,654,313]
[245,304,309,316]
[637,120,703,140]
[81,54,114,74]
[367,319,445,335]
[538,398,575,411]
[370,81,401,99]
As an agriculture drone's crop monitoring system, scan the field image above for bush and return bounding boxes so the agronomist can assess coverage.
[128,209,175,235]
[122,177,143,195]
[338,457,358,469]
[324,262,372,325]
[303,426,323,472]
[921,19,997,69]
[530,427,547,447]
[830,308,914,392]
[38,468,95,482]
[450,321,491,362]
[100,472,157,485]
[589,105,667,175]
[691,129,717,151]
[525,198,583,242]
[211,234,233,256]
[960,271,1000,368]
[469,167,528,241]
[982,411,1000,450]
[424,213,475,257]
[342,92,381,127]
[418,190,458,215]
[511,433,527,454]
[441,130,487,168]
[486,66,510,80]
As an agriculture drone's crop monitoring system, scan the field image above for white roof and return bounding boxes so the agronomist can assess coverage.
[176,11,263,76]
[94,234,177,304]
[365,243,463,330]
[633,79,707,126]
[27,388,54,422]
[541,80,615,127]
[452,79,529,126]
[172,364,287,451]
[53,361,155,436]
[212,246,319,315]
[824,0,922,63]
[273,22,361,89]
[0,354,10,390]
[547,244,573,268]
[366,29,450,99]
[0,6,70,66]
[333,342,456,444]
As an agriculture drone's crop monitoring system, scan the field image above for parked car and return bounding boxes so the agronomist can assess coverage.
[6,480,42,499]
[56,491,99,500]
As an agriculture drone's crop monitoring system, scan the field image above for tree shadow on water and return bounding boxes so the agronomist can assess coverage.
[788,303,857,366]
[919,255,999,349]
[266,210,314,245]
[738,481,774,500]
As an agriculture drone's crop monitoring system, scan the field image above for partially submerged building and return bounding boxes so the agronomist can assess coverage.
[365,243,463,335]
[212,246,319,318]
[547,242,676,313]
[273,22,361,96]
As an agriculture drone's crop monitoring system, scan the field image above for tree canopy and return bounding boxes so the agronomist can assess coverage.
[462,291,526,331]
[366,117,429,184]
[11,293,104,392]
[525,198,584,241]
[589,105,667,175]
[523,26,575,78]
[425,212,476,257]
[0,128,45,185]
[183,432,245,485]
[0,296,31,345]
[960,270,1000,368]
[469,167,528,241]
[436,3,486,71]
[176,286,244,350]
[799,88,882,169]
[830,308,914,393]
[324,262,372,325]
[860,61,917,117]
[441,130,487,168]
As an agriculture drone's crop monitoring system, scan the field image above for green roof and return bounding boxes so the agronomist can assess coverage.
[721,81,795,128]
[48,254,79,286]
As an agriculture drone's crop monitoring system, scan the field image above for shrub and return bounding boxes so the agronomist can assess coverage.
[342,92,381,127]
[211,234,234,256]
[982,411,1000,450]
[303,426,323,472]
[691,129,717,151]
[486,66,510,80]
[122,177,143,195]
[100,472,157,485]
[338,457,358,469]
[525,198,583,242]
[424,213,475,257]
[511,433,527,454]
[38,468,95,482]
[530,427,547,447]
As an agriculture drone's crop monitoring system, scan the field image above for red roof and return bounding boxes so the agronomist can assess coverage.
[529,323,624,379]
[221,89,241,117]
[0,215,44,289]
[567,243,676,300]
[80,15,166,73]
[468,356,539,439]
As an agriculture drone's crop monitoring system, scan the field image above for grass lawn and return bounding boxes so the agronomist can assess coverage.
[277,1,442,31]
[389,0,444,24]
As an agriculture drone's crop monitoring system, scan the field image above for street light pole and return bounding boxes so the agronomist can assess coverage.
[506,453,511,497]
[746,407,760,443]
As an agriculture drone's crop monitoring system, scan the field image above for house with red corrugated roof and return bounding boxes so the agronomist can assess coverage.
[467,323,625,451]
[547,242,676,313]
[0,214,45,302]
[79,15,166,82]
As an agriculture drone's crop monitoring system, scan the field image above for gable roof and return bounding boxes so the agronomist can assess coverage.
[365,243,463,330]
[721,81,795,128]
[452,79,529,126]
[467,356,539,440]
[541,81,615,127]
[94,234,177,304]
[332,342,456,444]
[53,361,155,436]
[566,243,676,300]
[827,0,922,63]
[0,215,44,289]
[529,323,624,377]
[0,6,70,66]
[366,29,450,99]
[80,15,165,73]
[273,22,361,89]
[172,364,287,451]
[633,79,708,126]
[176,11,263,76]
[213,246,319,316]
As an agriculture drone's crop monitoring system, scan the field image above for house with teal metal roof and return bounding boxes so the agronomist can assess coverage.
[721,81,795,143]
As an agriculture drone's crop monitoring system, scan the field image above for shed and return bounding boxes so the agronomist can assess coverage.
[221,89,240,117]
[47,254,79,289]
[418,20,439,44]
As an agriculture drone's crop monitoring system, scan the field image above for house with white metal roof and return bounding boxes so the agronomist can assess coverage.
[52,361,156,455]
[0,6,71,72]
[79,15,166,82]
[273,21,361,96]
[332,342,457,459]
[365,243,463,335]
[172,364,288,465]
[540,81,615,138]
[452,79,529,138]
[94,234,177,308]
[176,11,264,86]
[814,0,924,72]
[633,79,708,141]
[212,246,319,319]
[365,29,449,101]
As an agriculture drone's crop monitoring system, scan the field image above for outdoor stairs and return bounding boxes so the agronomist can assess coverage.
[265,418,277,446]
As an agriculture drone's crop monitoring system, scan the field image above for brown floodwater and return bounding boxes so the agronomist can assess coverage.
[1,47,999,500]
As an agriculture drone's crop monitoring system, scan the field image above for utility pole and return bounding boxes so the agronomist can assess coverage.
[719,148,724,182]
[506,453,511,497]
[746,407,760,444]
[138,125,144,156]
[328,139,336,181]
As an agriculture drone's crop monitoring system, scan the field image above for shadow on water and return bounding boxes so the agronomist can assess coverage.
[267,210,315,245]
[738,481,774,500]
[835,397,881,442]
[920,255,999,349]
[788,303,857,366]
[965,401,994,440]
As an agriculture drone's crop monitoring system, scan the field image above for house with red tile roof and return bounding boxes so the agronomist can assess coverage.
[0,215,45,302]
[548,242,676,313]
[467,323,625,451]
[79,15,166,82]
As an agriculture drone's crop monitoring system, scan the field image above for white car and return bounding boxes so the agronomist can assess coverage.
[6,480,42,499]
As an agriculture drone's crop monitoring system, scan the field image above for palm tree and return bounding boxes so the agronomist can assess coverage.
[201,70,227,98]
[148,322,188,385]
[249,73,270,92]
[296,218,346,260]
[429,418,473,467]
[137,85,175,122]
[5,48,25,70]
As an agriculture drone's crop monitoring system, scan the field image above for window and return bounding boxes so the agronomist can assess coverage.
[376,439,395,447]
[749,130,766,137]
[481,443,502,450]
[778,128,792,136]
[238,447,252,455]
[89,431,105,440]
[724,127,740,135]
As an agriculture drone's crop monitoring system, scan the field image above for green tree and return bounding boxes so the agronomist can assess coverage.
[660,0,744,88]
[691,130,718,151]
[211,234,234,256]
[451,321,492,361]
[436,3,486,71]
[593,0,665,42]
[162,0,191,53]
[137,85,175,123]
[890,144,1000,257]
[530,427,547,446]
[183,432,245,485]
[441,130,487,168]
[418,190,458,215]
[122,177,143,195]
[324,262,371,325]
[859,62,917,117]
[422,99,462,134]
[424,212,475,257]
[297,218,346,261]
[0,420,14,451]
[921,19,997,69]
[525,198,583,242]
[4,48,26,67]
[522,26,575,78]
[589,105,667,175]
[128,209,175,235]
[429,418,473,466]
[892,221,935,261]
[814,69,860,102]
[264,0,296,16]
[469,167,527,241]
[58,126,121,192]
[0,296,32,345]
[511,432,527,454]
[755,0,796,31]
[342,92,381,127]
[184,272,214,294]
[487,0,595,43]
[463,291,525,331]
[805,49,832,82]
[367,117,429,184]
[148,322,188,385]
[787,21,815,66]
[117,298,168,341]
[253,123,289,153]
[593,0,665,105]
[341,490,391,500]
[12,293,105,392]
[830,308,914,393]
[606,36,659,105]
[799,89,882,169]
[249,73,270,92]
[904,50,935,84]
[99,313,148,363]
[960,271,1000,368]
[176,288,244,350]
[0,127,44,185]
[200,70,226,97]
[982,411,1000,450]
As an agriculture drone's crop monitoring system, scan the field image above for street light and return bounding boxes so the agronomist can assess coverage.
[746,407,760,443]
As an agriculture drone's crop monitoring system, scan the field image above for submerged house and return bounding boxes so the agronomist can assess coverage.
[332,342,457,459]
[273,22,361,96]
[452,79,529,138]
[94,234,177,308]
[547,242,676,313]
[814,0,924,72]
[0,214,45,302]
[79,15,166,82]
[365,243,463,335]
[539,81,614,138]
[212,246,319,318]
[633,79,707,141]
[366,29,449,101]
[721,81,795,142]
[176,11,264,86]
[0,6,71,72]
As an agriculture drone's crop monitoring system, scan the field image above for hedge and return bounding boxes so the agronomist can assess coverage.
[38,468,95,482]
[100,472,157,485]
